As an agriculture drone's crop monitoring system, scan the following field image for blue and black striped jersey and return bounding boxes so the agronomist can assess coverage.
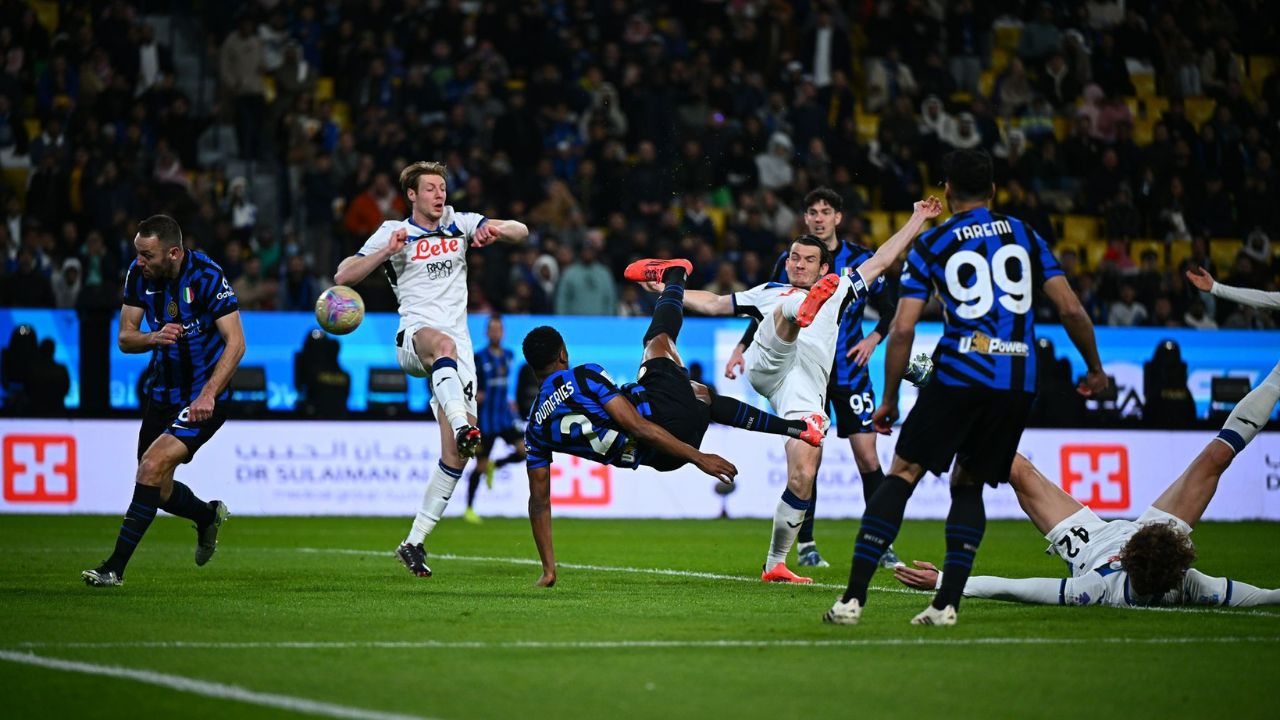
[899,207,1062,393]
[123,250,239,406]
[771,240,890,386]
[525,363,644,470]
[475,346,516,435]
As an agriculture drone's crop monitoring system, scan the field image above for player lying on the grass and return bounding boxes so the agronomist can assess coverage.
[667,197,942,584]
[522,258,828,587]
[893,363,1280,607]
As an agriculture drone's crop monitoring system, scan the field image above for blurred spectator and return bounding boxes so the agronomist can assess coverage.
[1108,283,1149,326]
[554,240,616,316]
[5,247,54,307]
[343,172,405,240]
[220,16,266,160]
[51,258,81,309]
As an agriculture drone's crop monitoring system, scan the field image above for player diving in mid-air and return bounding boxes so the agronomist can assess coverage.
[894,361,1280,607]
[522,258,829,587]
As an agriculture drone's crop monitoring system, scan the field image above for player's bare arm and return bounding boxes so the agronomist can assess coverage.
[118,304,182,353]
[640,286,734,316]
[188,311,246,423]
[1042,275,1107,396]
[855,197,942,286]
[871,297,926,433]
[334,227,409,286]
[602,395,737,483]
[471,219,530,247]
[527,464,556,587]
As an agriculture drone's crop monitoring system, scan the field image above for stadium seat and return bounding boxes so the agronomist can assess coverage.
[1209,238,1244,270]
[1131,71,1157,97]
[263,75,277,104]
[1248,55,1277,81]
[31,0,57,32]
[1132,118,1154,144]
[1121,97,1139,118]
[331,101,352,130]
[1062,215,1100,246]
[855,111,878,143]
[705,206,727,240]
[315,77,335,101]
[993,25,1021,52]
[1168,241,1193,270]
[978,71,994,98]
[1184,97,1216,128]
[1130,239,1164,268]
[1078,240,1108,271]
[1053,116,1071,141]
[990,47,1011,74]
[2,168,28,201]
[865,210,891,246]
[1139,96,1169,120]
[24,118,39,140]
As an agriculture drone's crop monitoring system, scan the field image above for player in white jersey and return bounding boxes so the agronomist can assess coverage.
[671,197,942,583]
[1185,265,1280,313]
[894,362,1280,608]
[333,160,529,578]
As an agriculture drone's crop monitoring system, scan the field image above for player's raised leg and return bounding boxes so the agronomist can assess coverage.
[1152,361,1280,527]
[414,326,482,457]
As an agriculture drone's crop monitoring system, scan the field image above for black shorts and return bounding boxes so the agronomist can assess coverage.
[138,397,229,464]
[479,426,524,457]
[827,377,877,438]
[894,382,1033,486]
[630,358,710,472]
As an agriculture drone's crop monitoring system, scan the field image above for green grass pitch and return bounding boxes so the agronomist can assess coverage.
[2,514,1277,719]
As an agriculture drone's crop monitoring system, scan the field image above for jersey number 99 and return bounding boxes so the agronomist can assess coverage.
[944,246,1032,319]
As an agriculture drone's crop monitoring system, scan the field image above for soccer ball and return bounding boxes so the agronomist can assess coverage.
[315,285,365,335]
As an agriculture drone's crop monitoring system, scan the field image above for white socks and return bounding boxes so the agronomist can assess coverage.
[766,490,811,568]
[405,462,464,545]
[779,293,805,323]
[429,359,471,433]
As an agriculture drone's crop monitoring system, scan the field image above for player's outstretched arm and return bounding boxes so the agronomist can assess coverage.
[1187,266,1280,310]
[1182,569,1280,607]
[527,464,557,587]
[334,227,408,286]
[855,197,941,286]
[1042,276,1107,396]
[602,396,737,483]
[894,561,1071,605]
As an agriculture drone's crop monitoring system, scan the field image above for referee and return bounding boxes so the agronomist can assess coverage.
[83,215,246,587]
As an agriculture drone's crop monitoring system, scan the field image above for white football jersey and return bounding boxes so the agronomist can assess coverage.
[732,274,867,372]
[356,206,486,341]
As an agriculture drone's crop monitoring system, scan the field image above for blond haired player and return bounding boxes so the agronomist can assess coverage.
[334,161,529,577]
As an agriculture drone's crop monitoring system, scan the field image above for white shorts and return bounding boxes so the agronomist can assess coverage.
[397,323,478,418]
[1045,506,1193,577]
[745,318,829,424]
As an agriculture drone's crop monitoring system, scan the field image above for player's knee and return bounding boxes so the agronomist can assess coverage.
[689,382,711,404]
[1205,440,1235,473]
[135,456,170,485]
[852,443,879,470]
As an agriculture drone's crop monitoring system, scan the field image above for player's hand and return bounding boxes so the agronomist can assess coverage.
[724,345,746,379]
[536,568,557,588]
[638,280,665,293]
[913,196,943,220]
[188,391,216,423]
[846,336,878,367]
[1076,368,1109,397]
[695,452,737,485]
[152,322,183,346]
[871,401,898,435]
[471,222,502,247]
[1186,266,1215,292]
[387,227,409,255]
[893,560,940,590]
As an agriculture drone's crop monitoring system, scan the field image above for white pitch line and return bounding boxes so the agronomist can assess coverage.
[6,637,1278,651]
[294,547,1280,617]
[0,650,437,720]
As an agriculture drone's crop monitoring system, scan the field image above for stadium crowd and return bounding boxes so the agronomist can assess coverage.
[1,0,1278,330]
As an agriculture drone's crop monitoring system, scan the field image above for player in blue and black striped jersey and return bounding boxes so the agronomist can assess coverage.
[523,259,825,587]
[463,315,527,523]
[83,215,246,587]
[827,149,1109,626]
[727,188,900,569]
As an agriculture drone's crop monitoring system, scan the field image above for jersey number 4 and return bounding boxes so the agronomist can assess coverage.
[1056,526,1092,558]
[561,413,620,455]
[944,246,1032,319]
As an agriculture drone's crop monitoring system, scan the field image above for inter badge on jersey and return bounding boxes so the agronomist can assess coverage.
[167,300,179,318]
